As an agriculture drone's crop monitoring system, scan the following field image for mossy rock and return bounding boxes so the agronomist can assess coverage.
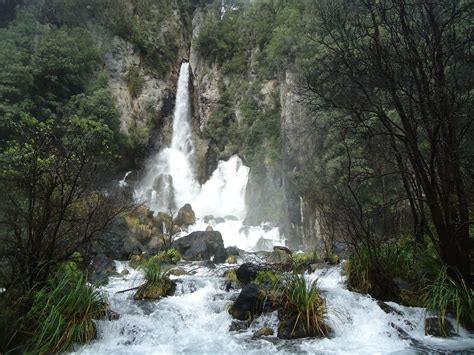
[226,255,237,264]
[134,277,176,300]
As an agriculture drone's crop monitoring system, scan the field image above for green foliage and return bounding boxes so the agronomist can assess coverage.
[124,65,145,98]
[28,269,107,353]
[281,274,329,337]
[423,266,474,332]
[291,250,318,272]
[134,259,175,300]
[153,248,181,265]
[255,270,281,287]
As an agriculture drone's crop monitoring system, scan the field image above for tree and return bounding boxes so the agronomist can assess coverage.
[0,114,128,288]
[301,0,473,285]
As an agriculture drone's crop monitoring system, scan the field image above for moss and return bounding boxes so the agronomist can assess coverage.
[133,276,175,300]
[224,269,237,283]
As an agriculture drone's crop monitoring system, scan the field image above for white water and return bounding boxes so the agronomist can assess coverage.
[135,62,285,250]
[78,262,474,354]
[94,62,474,354]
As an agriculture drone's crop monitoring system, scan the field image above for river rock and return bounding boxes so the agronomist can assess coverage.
[206,225,213,231]
[235,262,263,285]
[154,212,173,233]
[134,277,176,300]
[229,320,249,332]
[229,283,264,320]
[172,231,228,263]
[425,317,455,337]
[278,316,330,339]
[226,255,237,264]
[214,217,225,224]
[174,203,196,227]
[204,215,215,223]
[226,246,241,256]
[253,327,274,337]
[168,267,187,276]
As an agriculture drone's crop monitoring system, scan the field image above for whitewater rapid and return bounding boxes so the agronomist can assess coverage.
[78,261,474,354]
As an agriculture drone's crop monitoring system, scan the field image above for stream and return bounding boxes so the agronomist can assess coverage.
[78,63,473,354]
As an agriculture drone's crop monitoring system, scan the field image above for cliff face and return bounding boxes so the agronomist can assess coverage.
[98,2,325,250]
[187,8,322,249]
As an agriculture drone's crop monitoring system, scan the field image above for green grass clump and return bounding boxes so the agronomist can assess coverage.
[255,270,281,288]
[423,265,474,333]
[28,270,107,353]
[134,259,175,300]
[291,250,318,272]
[154,248,181,265]
[281,274,330,338]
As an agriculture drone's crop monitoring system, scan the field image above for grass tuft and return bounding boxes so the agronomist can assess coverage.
[28,270,107,353]
[423,265,473,333]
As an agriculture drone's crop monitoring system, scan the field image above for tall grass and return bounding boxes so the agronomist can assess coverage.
[28,270,107,353]
[423,265,474,333]
[282,274,329,337]
[134,259,174,300]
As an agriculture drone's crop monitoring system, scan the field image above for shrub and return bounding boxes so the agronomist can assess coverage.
[279,274,330,338]
[124,65,145,98]
[423,265,474,333]
[134,259,175,300]
[153,248,181,265]
[28,270,107,353]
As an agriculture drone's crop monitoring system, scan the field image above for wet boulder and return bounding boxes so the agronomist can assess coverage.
[134,277,176,300]
[229,283,264,320]
[425,317,455,337]
[235,262,264,285]
[174,203,196,227]
[253,327,274,338]
[278,315,330,339]
[226,246,241,256]
[172,231,228,263]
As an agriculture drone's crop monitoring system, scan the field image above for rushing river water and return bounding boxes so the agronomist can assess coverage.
[78,260,474,354]
[79,63,474,354]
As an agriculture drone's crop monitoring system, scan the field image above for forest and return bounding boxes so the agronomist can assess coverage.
[0,0,472,353]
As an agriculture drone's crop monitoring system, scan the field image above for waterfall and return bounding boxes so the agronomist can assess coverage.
[134,62,284,251]
[135,63,199,213]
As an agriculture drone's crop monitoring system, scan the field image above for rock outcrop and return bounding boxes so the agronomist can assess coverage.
[172,231,227,263]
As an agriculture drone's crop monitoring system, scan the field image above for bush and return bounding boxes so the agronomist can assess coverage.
[28,270,107,353]
[124,65,145,98]
[423,265,474,332]
[279,274,330,338]
[153,248,181,265]
[134,259,175,300]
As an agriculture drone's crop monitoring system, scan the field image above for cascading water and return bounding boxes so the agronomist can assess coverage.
[135,63,199,213]
[135,62,284,251]
[82,63,473,354]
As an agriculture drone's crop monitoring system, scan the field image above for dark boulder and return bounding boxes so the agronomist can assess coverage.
[226,246,241,256]
[229,283,264,320]
[425,317,455,337]
[235,262,263,285]
[229,320,250,332]
[87,251,116,285]
[377,301,403,316]
[278,316,330,339]
[172,231,228,263]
